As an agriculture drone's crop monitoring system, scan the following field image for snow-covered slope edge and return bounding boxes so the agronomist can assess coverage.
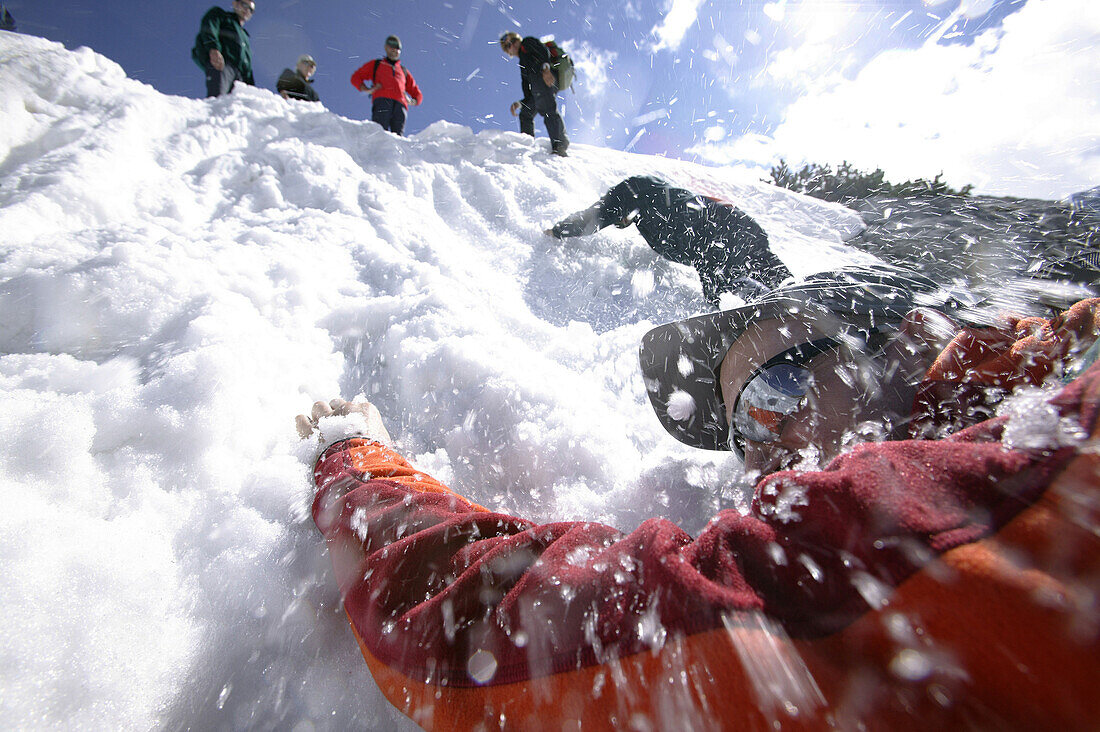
[0,32,870,730]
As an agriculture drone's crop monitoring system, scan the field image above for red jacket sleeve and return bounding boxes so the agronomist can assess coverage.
[349,60,377,91]
[402,69,423,105]
[312,304,1100,731]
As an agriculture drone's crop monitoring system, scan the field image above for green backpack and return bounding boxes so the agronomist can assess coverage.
[544,40,575,91]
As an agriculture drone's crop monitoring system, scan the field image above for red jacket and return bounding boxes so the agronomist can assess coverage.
[350,58,422,108]
[312,299,1100,730]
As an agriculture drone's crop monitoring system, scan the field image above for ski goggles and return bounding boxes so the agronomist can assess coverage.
[728,338,837,456]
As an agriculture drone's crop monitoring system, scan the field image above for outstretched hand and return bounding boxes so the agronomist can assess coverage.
[295,398,392,444]
[510,101,521,116]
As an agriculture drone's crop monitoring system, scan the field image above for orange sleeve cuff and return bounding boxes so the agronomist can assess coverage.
[331,438,488,511]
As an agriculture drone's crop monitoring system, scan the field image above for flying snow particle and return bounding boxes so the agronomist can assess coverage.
[891,648,934,681]
[666,389,696,422]
[631,269,655,298]
[959,0,996,18]
[1000,387,1086,451]
[467,649,498,684]
[624,127,647,152]
[758,478,809,523]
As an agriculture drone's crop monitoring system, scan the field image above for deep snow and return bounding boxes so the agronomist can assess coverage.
[0,31,981,730]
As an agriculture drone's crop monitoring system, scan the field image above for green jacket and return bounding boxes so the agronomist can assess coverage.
[191,7,254,85]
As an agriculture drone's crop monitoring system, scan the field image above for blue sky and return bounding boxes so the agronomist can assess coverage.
[12,0,1100,198]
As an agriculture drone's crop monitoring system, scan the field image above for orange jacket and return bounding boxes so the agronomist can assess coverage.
[312,299,1100,730]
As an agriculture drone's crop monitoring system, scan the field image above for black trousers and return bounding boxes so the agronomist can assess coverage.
[203,61,243,97]
[696,267,772,308]
[691,205,790,308]
[518,85,568,153]
[372,98,408,135]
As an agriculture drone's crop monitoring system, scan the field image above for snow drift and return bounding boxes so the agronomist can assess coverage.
[0,31,878,729]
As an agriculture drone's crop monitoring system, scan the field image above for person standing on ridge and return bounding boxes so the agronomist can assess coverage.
[547,175,790,307]
[350,36,423,136]
[500,31,569,157]
[277,55,320,102]
[1,4,16,32]
[192,0,255,98]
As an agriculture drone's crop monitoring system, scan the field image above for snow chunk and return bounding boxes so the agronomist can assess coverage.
[999,387,1086,451]
[666,389,697,422]
[757,478,810,523]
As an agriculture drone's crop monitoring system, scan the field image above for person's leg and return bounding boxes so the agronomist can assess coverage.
[697,255,772,308]
[372,98,394,132]
[389,103,408,136]
[517,101,536,137]
[203,62,237,97]
[535,88,568,154]
[710,205,790,289]
[696,266,724,309]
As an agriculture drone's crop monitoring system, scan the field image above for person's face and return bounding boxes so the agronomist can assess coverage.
[718,318,901,476]
[233,0,254,22]
[298,61,316,80]
[501,37,520,57]
[385,42,401,61]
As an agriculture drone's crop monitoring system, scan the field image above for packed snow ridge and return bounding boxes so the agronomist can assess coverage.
[0,32,875,730]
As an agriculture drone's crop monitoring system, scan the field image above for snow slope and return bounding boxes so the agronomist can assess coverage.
[0,32,874,730]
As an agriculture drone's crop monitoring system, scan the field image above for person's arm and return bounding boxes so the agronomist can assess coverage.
[196,9,222,54]
[276,69,299,98]
[350,61,378,93]
[301,348,1100,728]
[519,37,555,88]
[546,179,647,238]
[545,203,603,238]
[403,68,423,106]
[196,10,224,70]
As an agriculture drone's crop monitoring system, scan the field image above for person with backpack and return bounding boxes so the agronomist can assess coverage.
[350,36,423,136]
[297,268,1100,729]
[500,31,570,157]
[277,54,319,102]
[547,175,790,307]
[191,0,255,98]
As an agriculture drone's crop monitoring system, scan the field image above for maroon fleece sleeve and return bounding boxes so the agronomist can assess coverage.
[312,362,1097,689]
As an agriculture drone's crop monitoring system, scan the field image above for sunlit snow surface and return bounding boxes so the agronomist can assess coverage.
[2,32,890,729]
